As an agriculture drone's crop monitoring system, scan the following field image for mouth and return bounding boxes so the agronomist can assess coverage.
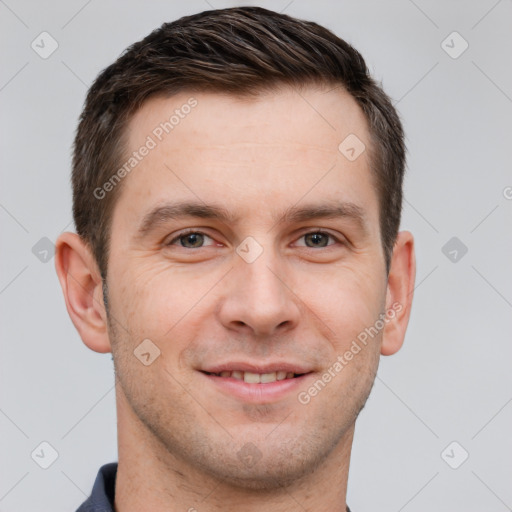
[198,363,315,403]
[201,370,306,383]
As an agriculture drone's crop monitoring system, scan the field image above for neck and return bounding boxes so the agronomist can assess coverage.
[114,388,353,512]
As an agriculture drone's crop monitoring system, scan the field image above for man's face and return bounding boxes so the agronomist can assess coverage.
[106,85,390,487]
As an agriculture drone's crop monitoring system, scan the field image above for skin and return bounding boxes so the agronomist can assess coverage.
[55,85,415,512]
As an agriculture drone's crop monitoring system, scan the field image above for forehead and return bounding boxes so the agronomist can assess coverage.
[112,85,377,233]
[127,85,369,153]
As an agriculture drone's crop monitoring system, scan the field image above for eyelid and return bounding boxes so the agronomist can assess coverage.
[165,228,217,247]
[165,228,345,248]
[292,229,342,247]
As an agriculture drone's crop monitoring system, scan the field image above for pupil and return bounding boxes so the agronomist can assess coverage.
[183,233,202,247]
[308,233,326,247]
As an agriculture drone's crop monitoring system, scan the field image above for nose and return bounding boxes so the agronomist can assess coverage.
[217,244,301,338]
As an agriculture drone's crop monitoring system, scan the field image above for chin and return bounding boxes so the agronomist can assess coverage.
[195,440,331,491]
[211,464,311,491]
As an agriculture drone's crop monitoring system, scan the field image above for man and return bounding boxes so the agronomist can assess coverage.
[55,6,415,512]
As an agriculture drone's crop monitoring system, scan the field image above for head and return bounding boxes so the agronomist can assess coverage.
[56,6,415,491]
[72,6,406,283]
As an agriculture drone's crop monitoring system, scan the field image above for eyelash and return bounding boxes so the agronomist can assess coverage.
[165,229,343,249]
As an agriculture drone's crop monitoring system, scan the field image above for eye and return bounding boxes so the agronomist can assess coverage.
[165,230,216,249]
[164,229,342,250]
[295,231,340,248]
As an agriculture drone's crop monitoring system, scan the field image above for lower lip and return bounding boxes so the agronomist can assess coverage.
[199,372,314,403]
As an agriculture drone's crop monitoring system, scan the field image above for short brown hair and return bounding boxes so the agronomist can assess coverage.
[72,6,406,279]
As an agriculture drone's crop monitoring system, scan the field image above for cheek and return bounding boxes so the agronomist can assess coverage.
[112,260,219,342]
[110,243,386,349]
[302,264,386,343]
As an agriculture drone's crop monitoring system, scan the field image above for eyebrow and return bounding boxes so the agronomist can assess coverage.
[135,199,368,238]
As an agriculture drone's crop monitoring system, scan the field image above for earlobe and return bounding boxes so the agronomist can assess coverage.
[381,231,416,356]
[54,232,112,354]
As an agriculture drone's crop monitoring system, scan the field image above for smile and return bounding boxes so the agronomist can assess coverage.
[199,369,314,403]
[203,370,303,383]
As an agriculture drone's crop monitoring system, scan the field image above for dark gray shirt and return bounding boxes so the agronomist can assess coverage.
[76,462,352,512]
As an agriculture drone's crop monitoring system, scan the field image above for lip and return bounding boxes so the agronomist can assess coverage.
[198,370,315,403]
[200,361,314,374]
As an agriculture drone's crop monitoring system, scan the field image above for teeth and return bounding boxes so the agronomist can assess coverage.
[260,372,277,383]
[212,370,299,382]
[243,371,261,383]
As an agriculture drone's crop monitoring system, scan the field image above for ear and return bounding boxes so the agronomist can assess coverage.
[55,232,112,353]
[381,230,416,356]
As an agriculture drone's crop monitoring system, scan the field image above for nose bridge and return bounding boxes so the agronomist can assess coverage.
[219,236,300,336]
[242,247,284,306]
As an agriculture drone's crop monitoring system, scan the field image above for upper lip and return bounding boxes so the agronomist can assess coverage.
[200,361,314,374]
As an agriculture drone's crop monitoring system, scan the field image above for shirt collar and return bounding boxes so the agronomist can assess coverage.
[75,462,117,512]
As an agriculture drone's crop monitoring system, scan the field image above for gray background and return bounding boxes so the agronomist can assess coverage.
[1,0,511,510]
